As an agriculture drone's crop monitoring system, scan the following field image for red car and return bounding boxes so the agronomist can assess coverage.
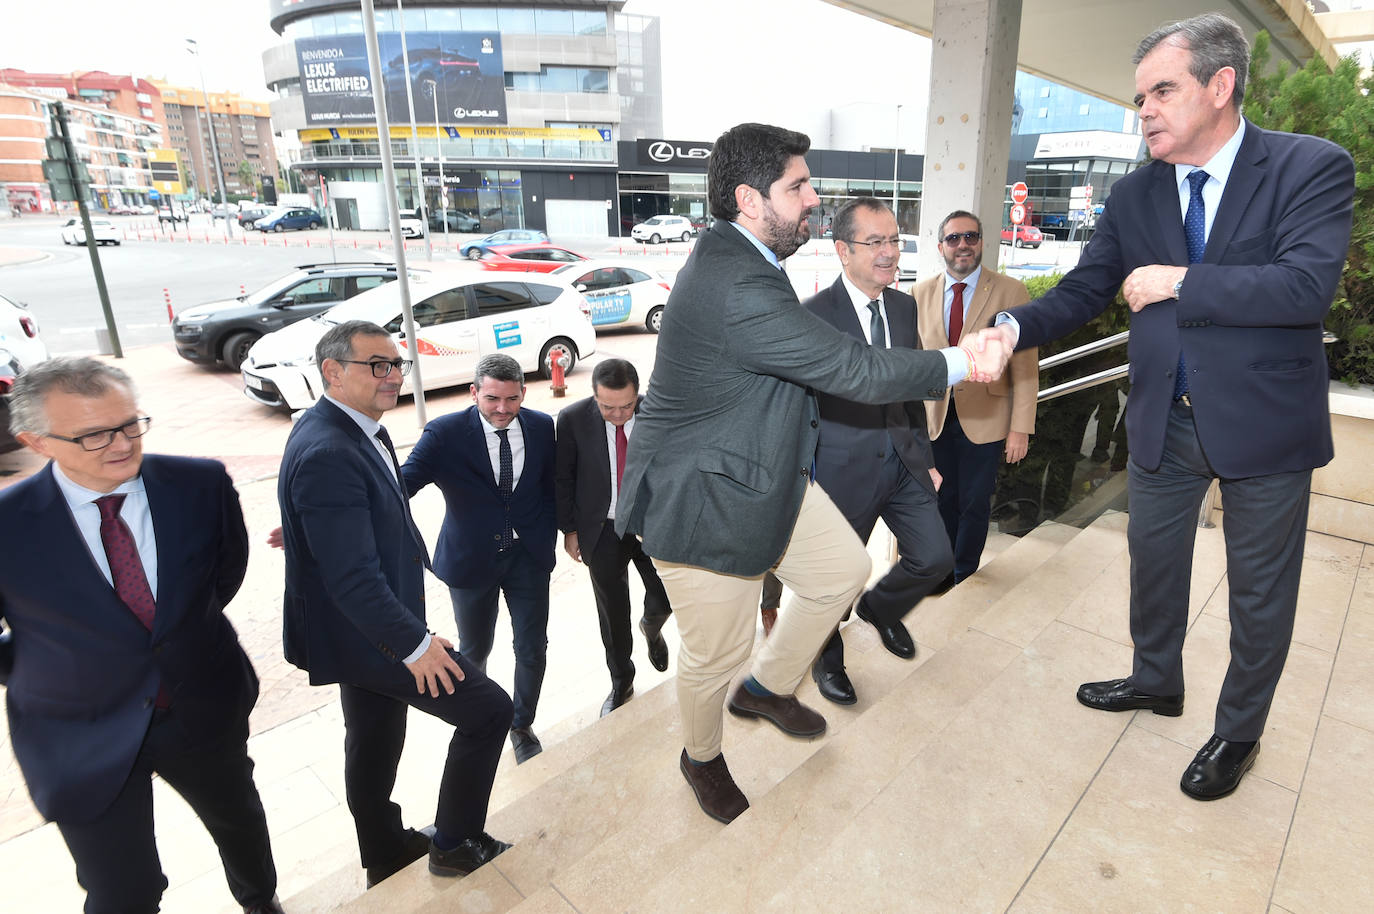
[479,243,588,273]
[1000,224,1043,249]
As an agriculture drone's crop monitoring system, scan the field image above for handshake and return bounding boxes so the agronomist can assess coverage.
[958,323,1017,383]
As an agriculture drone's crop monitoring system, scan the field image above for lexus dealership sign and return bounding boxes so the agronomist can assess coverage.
[635,138,713,169]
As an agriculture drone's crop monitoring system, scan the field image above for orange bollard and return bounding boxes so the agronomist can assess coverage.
[164,289,173,323]
[549,346,570,398]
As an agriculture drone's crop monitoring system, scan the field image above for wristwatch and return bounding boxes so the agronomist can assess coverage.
[1172,277,1184,299]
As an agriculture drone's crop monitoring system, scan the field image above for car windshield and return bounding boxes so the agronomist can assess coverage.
[317,271,439,324]
[243,273,306,306]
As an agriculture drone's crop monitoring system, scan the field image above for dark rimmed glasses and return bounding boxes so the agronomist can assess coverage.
[338,358,413,378]
[48,417,153,451]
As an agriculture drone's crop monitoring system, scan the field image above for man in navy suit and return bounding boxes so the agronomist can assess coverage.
[977,13,1355,800]
[279,320,513,885]
[401,352,557,764]
[0,358,282,914]
[804,197,953,705]
[555,358,672,717]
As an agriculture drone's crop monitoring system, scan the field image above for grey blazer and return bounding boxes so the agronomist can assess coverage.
[615,220,949,576]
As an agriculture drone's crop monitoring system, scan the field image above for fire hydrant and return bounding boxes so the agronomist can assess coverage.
[550,346,572,397]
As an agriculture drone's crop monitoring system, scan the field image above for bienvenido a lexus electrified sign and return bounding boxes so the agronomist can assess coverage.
[296,31,506,126]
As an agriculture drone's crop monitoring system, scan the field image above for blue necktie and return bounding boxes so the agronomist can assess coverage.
[1175,169,1209,400]
[496,428,513,550]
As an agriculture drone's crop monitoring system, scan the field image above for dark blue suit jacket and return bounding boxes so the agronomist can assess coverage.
[0,456,255,823]
[402,406,557,589]
[805,278,936,496]
[1009,120,1354,477]
[279,397,431,686]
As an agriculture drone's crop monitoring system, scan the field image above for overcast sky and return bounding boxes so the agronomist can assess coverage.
[0,0,932,141]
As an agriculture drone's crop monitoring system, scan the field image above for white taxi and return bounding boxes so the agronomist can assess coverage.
[550,260,673,333]
[241,265,596,412]
[59,218,121,246]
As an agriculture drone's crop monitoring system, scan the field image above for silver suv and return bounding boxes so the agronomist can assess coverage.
[631,214,696,244]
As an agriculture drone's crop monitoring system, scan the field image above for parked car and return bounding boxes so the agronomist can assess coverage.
[59,218,120,246]
[210,204,234,220]
[897,233,919,282]
[479,243,587,273]
[0,293,51,453]
[136,204,157,215]
[631,214,696,244]
[1001,224,1043,249]
[428,209,481,232]
[1039,213,1067,228]
[158,206,186,224]
[240,266,596,412]
[106,204,134,216]
[459,229,550,261]
[551,260,672,333]
[172,262,398,372]
[254,207,322,232]
[399,211,426,239]
[237,206,271,228]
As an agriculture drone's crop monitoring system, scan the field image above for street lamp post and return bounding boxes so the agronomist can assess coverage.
[186,38,232,237]
[395,0,432,261]
[426,79,449,250]
[892,104,902,218]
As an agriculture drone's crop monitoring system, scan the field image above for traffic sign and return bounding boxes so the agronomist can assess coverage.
[1011,182,1028,205]
[1010,204,1026,225]
[148,189,161,200]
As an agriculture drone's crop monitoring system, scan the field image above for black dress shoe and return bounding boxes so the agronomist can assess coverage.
[1180,735,1260,800]
[510,726,543,764]
[811,666,857,705]
[428,832,512,877]
[365,825,435,888]
[679,749,749,824]
[640,618,669,672]
[600,683,634,717]
[1076,678,1183,717]
[855,602,916,659]
[243,899,286,914]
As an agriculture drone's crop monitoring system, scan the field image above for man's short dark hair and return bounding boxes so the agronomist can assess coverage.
[707,123,811,222]
[938,209,983,238]
[473,353,524,387]
[591,358,639,393]
[315,320,392,389]
[1134,13,1249,110]
[832,197,893,246]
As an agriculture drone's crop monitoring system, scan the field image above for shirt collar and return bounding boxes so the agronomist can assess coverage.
[1175,118,1245,191]
[51,461,144,508]
[944,264,983,293]
[840,271,886,310]
[478,411,519,436]
[730,221,782,270]
[324,394,382,438]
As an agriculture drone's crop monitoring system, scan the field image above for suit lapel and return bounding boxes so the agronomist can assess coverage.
[140,458,179,634]
[1148,161,1190,266]
[827,279,866,341]
[881,288,917,349]
[1207,121,1265,261]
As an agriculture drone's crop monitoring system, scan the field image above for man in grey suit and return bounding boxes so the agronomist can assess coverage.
[806,197,954,706]
[615,122,1011,823]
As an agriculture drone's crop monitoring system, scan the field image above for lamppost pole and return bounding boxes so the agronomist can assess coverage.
[427,79,449,251]
[186,38,232,237]
[395,0,432,260]
[892,104,902,219]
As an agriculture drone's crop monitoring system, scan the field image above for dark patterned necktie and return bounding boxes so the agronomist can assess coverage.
[96,494,156,630]
[867,300,887,348]
[615,423,627,490]
[496,428,513,549]
[1176,169,1209,400]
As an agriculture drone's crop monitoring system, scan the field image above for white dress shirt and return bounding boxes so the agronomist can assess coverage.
[942,265,983,341]
[840,273,890,347]
[479,411,526,488]
[1174,119,1245,245]
[604,413,635,521]
[52,464,158,599]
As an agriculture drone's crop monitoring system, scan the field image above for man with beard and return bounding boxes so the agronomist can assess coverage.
[615,122,1012,823]
[915,210,1037,585]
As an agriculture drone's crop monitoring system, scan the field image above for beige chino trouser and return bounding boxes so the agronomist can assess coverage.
[654,483,871,761]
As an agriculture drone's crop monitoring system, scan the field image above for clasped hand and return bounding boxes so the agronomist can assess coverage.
[963,323,1016,383]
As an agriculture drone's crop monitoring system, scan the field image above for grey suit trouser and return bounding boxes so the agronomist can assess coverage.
[1126,400,1311,742]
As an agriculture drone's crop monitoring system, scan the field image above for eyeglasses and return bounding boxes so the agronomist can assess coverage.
[942,231,982,246]
[842,236,902,251]
[48,417,153,452]
[337,358,413,378]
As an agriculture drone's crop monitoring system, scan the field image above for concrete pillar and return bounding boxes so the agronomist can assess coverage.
[919,0,1022,278]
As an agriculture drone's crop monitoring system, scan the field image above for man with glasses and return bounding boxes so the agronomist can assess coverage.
[555,358,673,717]
[803,196,953,706]
[401,353,557,765]
[915,210,1038,586]
[279,321,514,886]
[1,358,284,914]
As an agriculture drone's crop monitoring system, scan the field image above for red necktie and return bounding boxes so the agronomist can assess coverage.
[615,424,628,490]
[96,494,169,707]
[949,282,967,344]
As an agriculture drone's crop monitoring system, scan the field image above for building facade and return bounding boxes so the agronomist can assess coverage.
[262,0,662,236]
[153,84,278,201]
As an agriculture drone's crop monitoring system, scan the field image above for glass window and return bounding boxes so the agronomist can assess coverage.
[408,288,469,328]
[621,268,652,284]
[402,8,426,31]
[425,8,459,30]
[536,9,575,33]
[526,283,563,306]
[499,7,535,32]
[460,7,499,30]
[372,9,397,31]
[353,275,390,294]
[573,10,607,34]
[334,10,363,34]
[473,282,533,316]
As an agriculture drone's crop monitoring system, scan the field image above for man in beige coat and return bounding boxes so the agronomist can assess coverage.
[915,210,1038,584]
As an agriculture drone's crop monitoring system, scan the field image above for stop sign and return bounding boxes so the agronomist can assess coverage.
[1011,182,1028,205]
[1010,204,1026,225]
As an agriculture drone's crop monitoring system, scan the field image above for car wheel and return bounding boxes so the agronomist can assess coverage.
[539,337,577,381]
[1013,238,1023,248]
[467,248,483,261]
[680,231,691,242]
[222,331,259,372]
[112,240,121,246]
[309,221,320,229]
[650,233,661,244]
[646,305,664,334]
[273,223,285,233]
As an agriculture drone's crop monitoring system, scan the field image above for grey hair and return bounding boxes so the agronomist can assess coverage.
[8,357,136,437]
[473,353,524,387]
[832,197,894,248]
[1134,13,1249,110]
[314,319,392,389]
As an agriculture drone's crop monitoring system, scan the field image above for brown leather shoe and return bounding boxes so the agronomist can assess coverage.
[679,749,749,823]
[727,681,826,738]
[760,607,777,637]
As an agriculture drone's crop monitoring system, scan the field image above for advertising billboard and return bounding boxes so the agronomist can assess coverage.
[296,31,505,126]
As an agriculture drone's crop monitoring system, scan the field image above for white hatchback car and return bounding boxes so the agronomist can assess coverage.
[630,214,696,244]
[59,218,121,246]
[241,266,596,412]
[551,260,673,333]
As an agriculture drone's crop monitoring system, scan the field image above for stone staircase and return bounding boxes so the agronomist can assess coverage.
[284,511,1374,913]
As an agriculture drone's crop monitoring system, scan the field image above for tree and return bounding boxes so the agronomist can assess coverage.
[1246,31,1374,385]
[237,161,258,197]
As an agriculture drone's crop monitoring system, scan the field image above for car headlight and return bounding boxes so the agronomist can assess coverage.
[176,323,202,334]
[279,355,317,368]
